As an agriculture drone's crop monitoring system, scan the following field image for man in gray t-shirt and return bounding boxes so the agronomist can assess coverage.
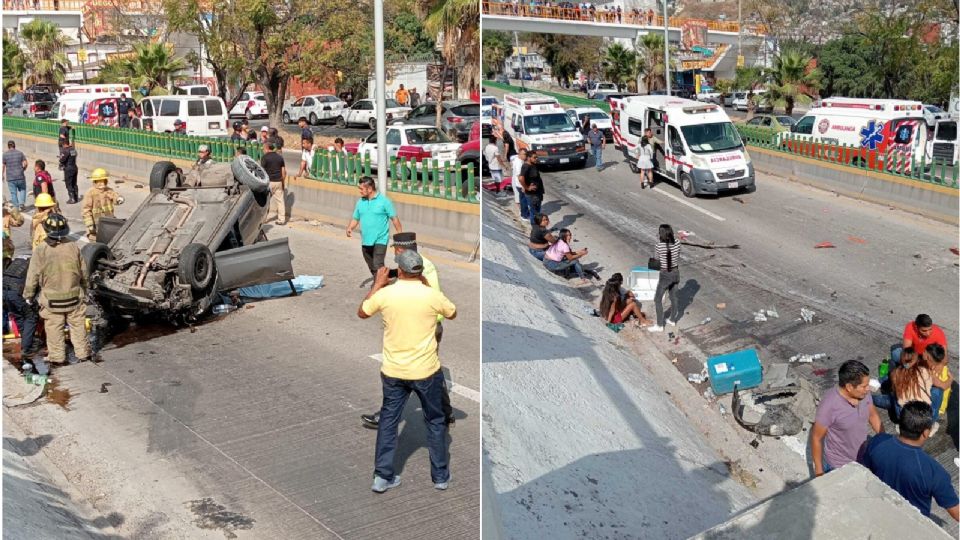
[586,124,605,172]
[2,141,28,209]
[811,360,883,476]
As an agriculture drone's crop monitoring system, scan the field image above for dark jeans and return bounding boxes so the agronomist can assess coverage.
[872,387,944,422]
[63,168,78,201]
[517,188,530,219]
[375,369,449,483]
[528,247,546,261]
[118,114,129,128]
[654,268,680,326]
[527,193,542,226]
[543,257,584,279]
[435,322,453,422]
[361,243,388,275]
[2,288,36,353]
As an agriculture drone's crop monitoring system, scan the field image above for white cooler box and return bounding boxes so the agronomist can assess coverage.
[629,266,659,302]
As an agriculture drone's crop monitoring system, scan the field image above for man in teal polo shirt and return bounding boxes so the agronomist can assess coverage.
[346,177,402,275]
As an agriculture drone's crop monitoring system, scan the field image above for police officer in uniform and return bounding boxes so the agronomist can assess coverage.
[81,168,124,241]
[59,141,80,204]
[23,213,90,365]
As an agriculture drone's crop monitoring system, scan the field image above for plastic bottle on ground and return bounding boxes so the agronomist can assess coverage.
[212,304,238,315]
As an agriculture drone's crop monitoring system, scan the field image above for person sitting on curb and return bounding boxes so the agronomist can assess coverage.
[859,401,959,522]
[599,278,649,327]
[892,313,947,370]
[528,213,556,261]
[874,344,951,435]
[542,228,590,285]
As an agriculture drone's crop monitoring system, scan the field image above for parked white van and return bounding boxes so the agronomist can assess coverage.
[139,95,229,137]
[54,83,132,122]
[611,95,755,197]
[495,93,587,167]
[926,117,958,167]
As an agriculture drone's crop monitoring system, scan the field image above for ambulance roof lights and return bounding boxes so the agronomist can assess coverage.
[682,105,718,114]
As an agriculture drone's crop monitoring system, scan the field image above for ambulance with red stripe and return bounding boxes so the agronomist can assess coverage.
[611,95,755,197]
[783,98,928,173]
[494,93,587,167]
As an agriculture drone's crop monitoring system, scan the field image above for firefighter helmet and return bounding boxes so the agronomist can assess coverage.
[42,213,70,240]
[34,193,57,208]
[89,168,109,183]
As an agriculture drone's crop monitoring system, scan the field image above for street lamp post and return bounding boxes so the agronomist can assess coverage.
[374,0,387,193]
[663,0,670,96]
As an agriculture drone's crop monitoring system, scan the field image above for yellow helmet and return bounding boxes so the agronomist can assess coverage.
[89,168,109,182]
[34,193,56,208]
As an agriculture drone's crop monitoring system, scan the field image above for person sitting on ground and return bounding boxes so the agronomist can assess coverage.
[599,279,648,327]
[542,228,589,284]
[528,213,556,260]
[889,344,950,435]
[859,401,959,522]
[893,313,947,369]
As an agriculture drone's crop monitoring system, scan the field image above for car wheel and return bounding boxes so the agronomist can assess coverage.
[680,173,696,198]
[282,112,290,124]
[178,243,215,292]
[149,161,179,192]
[309,112,318,126]
[336,116,346,129]
[81,242,112,279]
[368,117,377,130]
[628,160,639,174]
[231,155,271,194]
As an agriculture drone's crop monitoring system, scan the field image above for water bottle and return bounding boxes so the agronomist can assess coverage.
[878,357,890,379]
[212,304,238,315]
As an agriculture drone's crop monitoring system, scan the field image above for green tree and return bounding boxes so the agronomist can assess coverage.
[2,34,27,98]
[482,31,511,79]
[767,49,820,115]
[124,42,188,92]
[527,33,604,87]
[639,33,677,92]
[19,20,70,87]
[423,0,479,125]
[603,43,636,91]
[387,10,435,59]
[817,34,882,98]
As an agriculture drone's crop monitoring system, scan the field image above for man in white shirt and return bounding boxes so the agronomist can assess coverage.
[297,138,316,178]
[510,148,529,220]
[483,136,507,196]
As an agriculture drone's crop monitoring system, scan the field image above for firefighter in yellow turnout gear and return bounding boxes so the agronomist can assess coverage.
[23,213,91,364]
[31,193,58,249]
[82,168,124,241]
[3,203,25,264]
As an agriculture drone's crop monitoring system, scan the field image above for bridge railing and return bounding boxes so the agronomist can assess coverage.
[2,116,478,202]
[481,1,767,35]
[3,0,159,10]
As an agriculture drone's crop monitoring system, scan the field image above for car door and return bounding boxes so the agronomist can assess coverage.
[289,97,304,119]
[302,97,316,119]
[362,131,378,165]
[665,125,684,180]
[385,128,402,161]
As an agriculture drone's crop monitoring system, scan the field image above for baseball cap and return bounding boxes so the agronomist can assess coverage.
[260,126,269,132]
[396,250,424,276]
[198,144,210,152]
[174,119,184,126]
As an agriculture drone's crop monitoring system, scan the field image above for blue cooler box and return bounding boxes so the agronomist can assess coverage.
[708,348,762,395]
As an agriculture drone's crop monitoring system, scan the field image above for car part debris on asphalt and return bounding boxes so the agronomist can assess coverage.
[814,242,835,249]
[789,353,826,363]
[800,307,816,323]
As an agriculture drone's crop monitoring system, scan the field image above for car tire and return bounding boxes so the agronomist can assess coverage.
[231,155,271,194]
[178,243,215,292]
[81,242,112,279]
[282,112,290,124]
[680,173,696,198]
[309,112,318,125]
[149,161,179,193]
[336,116,346,129]
[368,117,377,130]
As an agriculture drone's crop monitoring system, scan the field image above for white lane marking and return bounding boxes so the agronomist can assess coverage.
[647,187,726,222]
[368,353,479,403]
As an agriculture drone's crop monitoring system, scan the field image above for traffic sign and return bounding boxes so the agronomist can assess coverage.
[78,49,88,62]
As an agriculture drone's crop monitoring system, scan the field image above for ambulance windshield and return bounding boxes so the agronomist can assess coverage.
[523,113,576,134]
[680,122,743,153]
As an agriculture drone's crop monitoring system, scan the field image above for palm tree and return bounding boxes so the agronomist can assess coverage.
[638,33,676,93]
[767,50,821,116]
[603,43,637,92]
[734,66,766,120]
[123,42,188,93]
[18,20,70,87]
[482,31,511,79]
[3,34,27,98]
[423,0,479,128]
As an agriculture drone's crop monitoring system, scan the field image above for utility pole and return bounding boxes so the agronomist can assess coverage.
[663,0,670,96]
[374,0,387,193]
[737,0,742,59]
[514,31,524,91]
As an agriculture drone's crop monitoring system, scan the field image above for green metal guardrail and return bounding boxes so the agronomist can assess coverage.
[482,81,958,189]
[2,116,478,203]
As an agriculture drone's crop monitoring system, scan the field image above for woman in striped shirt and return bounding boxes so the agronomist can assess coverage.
[648,224,682,332]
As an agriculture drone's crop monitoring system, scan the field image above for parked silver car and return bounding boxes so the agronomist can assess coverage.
[397,100,480,142]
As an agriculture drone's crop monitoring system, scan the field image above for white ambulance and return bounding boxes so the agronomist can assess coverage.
[783,97,928,172]
[611,95,755,197]
[53,83,132,122]
[495,93,587,167]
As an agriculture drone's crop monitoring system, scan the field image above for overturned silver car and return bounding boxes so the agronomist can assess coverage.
[82,156,294,322]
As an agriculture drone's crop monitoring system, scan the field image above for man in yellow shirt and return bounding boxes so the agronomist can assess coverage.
[359,250,457,493]
[361,232,453,430]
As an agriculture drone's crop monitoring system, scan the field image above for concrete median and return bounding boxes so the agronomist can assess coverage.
[7,133,480,255]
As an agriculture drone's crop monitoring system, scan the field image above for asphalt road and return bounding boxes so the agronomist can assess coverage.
[3,162,480,539]
[484,149,959,526]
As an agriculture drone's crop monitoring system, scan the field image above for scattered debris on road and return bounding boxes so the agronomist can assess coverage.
[813,241,835,249]
[800,307,816,323]
[99,383,111,394]
[951,247,959,256]
[732,197,746,204]
[716,303,726,310]
[847,236,867,244]
[789,353,826,363]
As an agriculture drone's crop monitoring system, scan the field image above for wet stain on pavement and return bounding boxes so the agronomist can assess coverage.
[3,341,24,371]
[45,378,72,410]
[186,498,255,539]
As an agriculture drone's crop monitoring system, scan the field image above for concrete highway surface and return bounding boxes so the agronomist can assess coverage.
[3,161,480,539]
